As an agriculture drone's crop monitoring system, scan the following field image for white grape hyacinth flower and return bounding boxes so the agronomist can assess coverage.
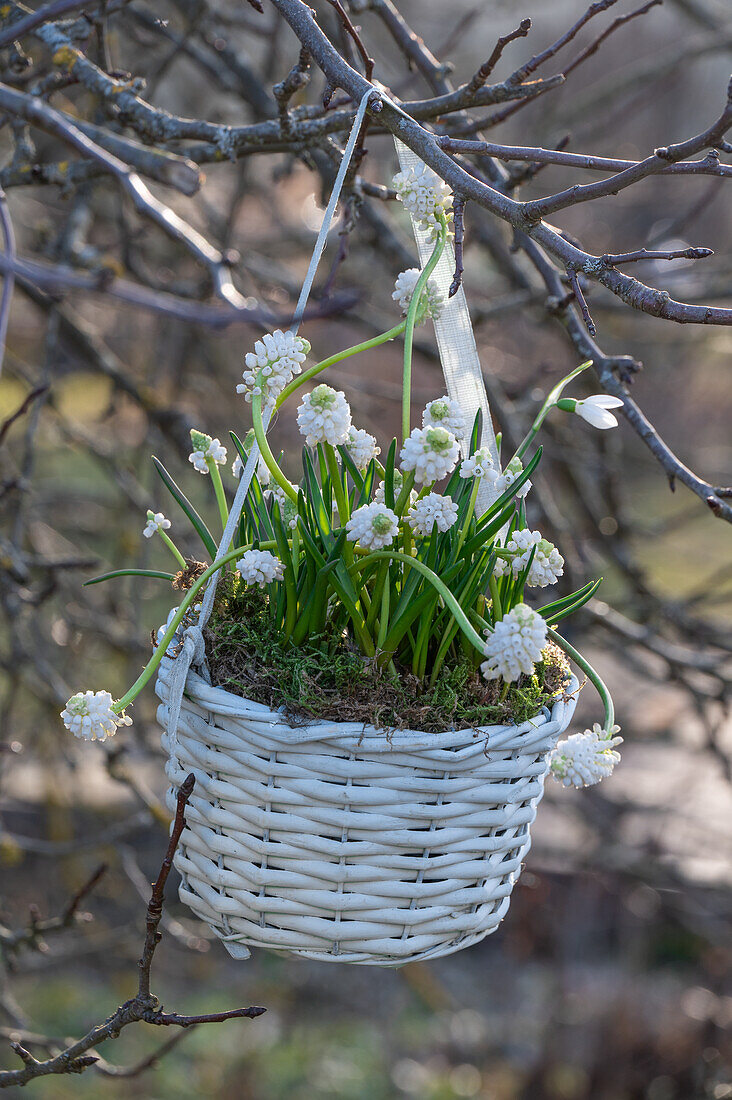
[143,511,171,539]
[188,430,227,474]
[237,329,310,406]
[393,165,453,238]
[459,446,494,479]
[571,394,624,430]
[346,427,380,471]
[297,384,352,448]
[61,690,132,742]
[485,455,531,498]
[236,549,284,588]
[423,396,466,441]
[232,452,271,486]
[408,493,459,537]
[400,426,460,485]
[550,723,623,788]
[392,269,444,323]
[346,501,399,551]
[506,528,564,588]
[481,603,548,683]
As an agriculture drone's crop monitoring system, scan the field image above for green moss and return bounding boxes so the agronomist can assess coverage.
[205,588,569,734]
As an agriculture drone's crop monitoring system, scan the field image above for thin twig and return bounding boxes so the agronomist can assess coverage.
[566,266,597,336]
[449,195,466,298]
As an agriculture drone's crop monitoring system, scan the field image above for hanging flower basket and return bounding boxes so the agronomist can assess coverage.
[62,117,623,969]
[156,651,578,966]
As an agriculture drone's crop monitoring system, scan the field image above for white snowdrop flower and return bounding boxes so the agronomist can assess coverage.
[480,603,548,683]
[346,427,380,471]
[296,384,352,447]
[232,453,271,486]
[236,549,284,588]
[400,426,460,486]
[237,329,310,406]
[423,396,466,440]
[506,528,565,588]
[550,723,623,788]
[188,430,227,475]
[393,165,453,238]
[374,469,416,508]
[393,269,444,323]
[143,511,170,539]
[485,455,532,498]
[570,394,624,430]
[459,446,494,479]
[346,501,399,551]
[61,690,132,742]
[408,493,458,537]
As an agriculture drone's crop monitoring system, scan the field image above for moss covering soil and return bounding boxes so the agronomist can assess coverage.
[203,588,571,734]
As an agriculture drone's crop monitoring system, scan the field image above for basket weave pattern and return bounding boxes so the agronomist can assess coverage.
[156,658,578,967]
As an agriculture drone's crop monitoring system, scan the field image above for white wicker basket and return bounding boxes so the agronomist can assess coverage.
[155,651,578,967]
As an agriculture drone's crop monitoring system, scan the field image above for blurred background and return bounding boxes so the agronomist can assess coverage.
[0,0,731,1096]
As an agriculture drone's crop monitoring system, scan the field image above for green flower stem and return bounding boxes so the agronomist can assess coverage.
[112,542,256,713]
[276,323,406,409]
[324,443,350,525]
[208,458,229,533]
[158,530,186,569]
[352,550,487,656]
[376,570,390,652]
[251,391,298,504]
[548,625,615,730]
[401,216,448,443]
[513,361,592,462]
[489,575,503,622]
[455,478,480,555]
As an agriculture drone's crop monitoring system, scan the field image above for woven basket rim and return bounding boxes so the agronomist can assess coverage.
[161,654,580,746]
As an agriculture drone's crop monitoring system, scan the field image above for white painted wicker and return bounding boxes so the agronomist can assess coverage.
[155,652,578,967]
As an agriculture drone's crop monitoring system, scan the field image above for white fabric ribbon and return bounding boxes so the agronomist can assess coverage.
[394,139,500,515]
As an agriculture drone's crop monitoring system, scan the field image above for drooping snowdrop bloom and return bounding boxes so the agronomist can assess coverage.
[236,549,284,588]
[485,455,531,498]
[559,394,624,429]
[297,384,352,448]
[459,446,494,479]
[232,452,271,486]
[550,723,623,787]
[393,165,453,238]
[481,603,548,683]
[423,396,466,441]
[237,329,310,406]
[408,493,458,536]
[346,501,399,551]
[188,430,227,474]
[143,511,171,539]
[400,426,460,485]
[392,269,444,323]
[61,690,132,742]
[345,427,380,471]
[505,528,564,588]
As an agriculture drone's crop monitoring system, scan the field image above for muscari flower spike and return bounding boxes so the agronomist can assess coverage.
[400,426,460,486]
[236,549,285,588]
[237,329,310,406]
[61,690,132,742]
[346,501,399,551]
[550,723,623,787]
[459,446,494,480]
[188,430,227,474]
[485,455,531,498]
[346,427,380,471]
[143,511,171,539]
[408,492,458,537]
[393,269,444,323]
[296,384,352,448]
[502,528,564,589]
[393,164,453,238]
[423,396,466,441]
[481,603,548,684]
